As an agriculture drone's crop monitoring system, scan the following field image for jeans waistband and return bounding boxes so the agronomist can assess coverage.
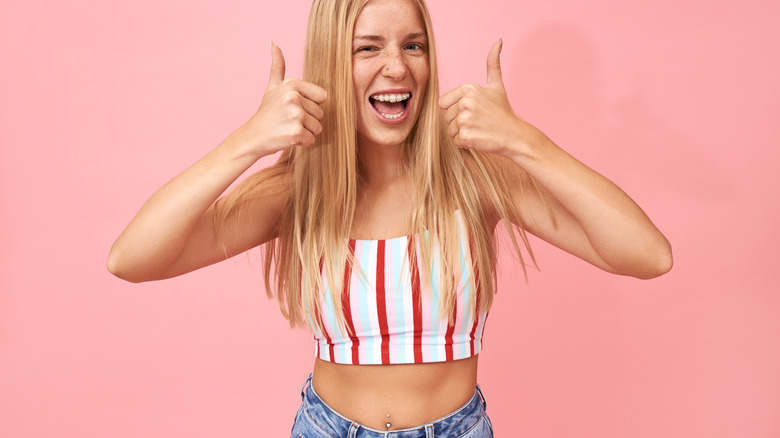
[299,374,487,438]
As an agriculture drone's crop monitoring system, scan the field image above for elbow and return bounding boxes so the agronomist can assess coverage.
[657,243,674,277]
[106,248,147,284]
[604,237,673,280]
[636,239,673,280]
[107,253,133,283]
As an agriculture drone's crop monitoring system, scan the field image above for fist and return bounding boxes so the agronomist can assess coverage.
[439,40,535,158]
[238,43,328,157]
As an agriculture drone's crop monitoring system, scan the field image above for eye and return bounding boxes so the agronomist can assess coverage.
[405,43,424,51]
[355,46,377,53]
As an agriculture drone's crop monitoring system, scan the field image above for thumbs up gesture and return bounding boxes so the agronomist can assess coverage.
[439,40,543,158]
[235,43,328,158]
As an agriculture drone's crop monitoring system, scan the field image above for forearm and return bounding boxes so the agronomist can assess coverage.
[107,133,262,282]
[440,41,671,278]
[508,134,673,279]
[108,44,327,282]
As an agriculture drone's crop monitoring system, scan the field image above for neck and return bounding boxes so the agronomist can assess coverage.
[357,138,407,188]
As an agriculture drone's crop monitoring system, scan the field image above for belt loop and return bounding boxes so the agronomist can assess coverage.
[425,423,435,438]
[348,422,359,438]
[476,384,487,410]
[300,373,313,399]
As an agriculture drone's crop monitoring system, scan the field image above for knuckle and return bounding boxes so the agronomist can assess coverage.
[463,84,479,94]
[289,134,304,148]
[290,106,305,120]
[458,128,473,142]
[292,132,314,147]
[292,124,307,137]
[457,112,471,126]
[284,92,301,105]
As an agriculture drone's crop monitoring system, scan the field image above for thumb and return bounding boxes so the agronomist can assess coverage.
[486,39,503,89]
[268,41,286,87]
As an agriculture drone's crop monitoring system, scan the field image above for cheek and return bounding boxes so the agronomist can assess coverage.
[352,63,375,96]
[413,65,430,98]
[412,60,430,86]
[419,71,430,89]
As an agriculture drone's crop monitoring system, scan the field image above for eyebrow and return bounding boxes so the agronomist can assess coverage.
[353,32,427,42]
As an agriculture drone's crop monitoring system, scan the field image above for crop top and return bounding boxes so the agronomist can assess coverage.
[308,219,489,365]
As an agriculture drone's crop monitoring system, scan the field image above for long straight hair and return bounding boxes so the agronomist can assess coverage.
[216,0,539,333]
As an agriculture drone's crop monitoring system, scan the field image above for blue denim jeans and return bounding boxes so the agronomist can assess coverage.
[291,374,494,438]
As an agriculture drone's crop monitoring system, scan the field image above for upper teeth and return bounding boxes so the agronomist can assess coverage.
[372,93,410,103]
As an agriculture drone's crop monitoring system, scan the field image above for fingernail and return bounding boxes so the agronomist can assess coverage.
[270,40,275,47]
[499,38,503,53]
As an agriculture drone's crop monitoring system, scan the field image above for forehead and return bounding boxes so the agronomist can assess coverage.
[353,0,425,36]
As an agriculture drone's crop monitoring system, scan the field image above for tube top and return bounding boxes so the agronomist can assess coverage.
[308,224,488,365]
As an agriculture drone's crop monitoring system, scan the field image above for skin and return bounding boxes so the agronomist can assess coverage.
[352,0,428,155]
[439,41,673,279]
[349,0,428,239]
[108,0,672,430]
[313,0,481,430]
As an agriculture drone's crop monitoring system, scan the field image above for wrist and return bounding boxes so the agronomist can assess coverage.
[222,125,273,164]
[504,121,552,166]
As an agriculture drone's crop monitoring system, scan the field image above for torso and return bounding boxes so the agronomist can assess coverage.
[312,355,479,430]
[310,175,483,430]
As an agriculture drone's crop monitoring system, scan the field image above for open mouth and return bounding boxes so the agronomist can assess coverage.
[369,92,411,120]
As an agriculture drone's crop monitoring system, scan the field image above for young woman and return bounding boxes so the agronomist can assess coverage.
[108,0,672,436]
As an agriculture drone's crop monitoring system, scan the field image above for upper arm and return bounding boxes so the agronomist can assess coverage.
[484,156,618,274]
[160,172,291,280]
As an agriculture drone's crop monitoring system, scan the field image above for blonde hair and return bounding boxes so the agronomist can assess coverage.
[217,0,538,333]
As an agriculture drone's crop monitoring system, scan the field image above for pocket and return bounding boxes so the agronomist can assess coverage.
[485,413,494,435]
[289,405,304,438]
[294,407,339,438]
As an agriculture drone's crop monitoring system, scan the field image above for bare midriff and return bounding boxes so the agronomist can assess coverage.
[311,355,479,431]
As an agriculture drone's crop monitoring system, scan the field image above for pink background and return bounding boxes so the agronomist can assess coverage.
[2,0,778,437]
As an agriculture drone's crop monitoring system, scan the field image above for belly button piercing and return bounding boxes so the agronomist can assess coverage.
[385,414,391,430]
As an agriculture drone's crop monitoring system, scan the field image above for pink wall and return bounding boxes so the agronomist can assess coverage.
[2,0,778,437]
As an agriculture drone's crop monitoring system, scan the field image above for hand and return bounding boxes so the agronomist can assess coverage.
[439,40,542,158]
[235,43,328,157]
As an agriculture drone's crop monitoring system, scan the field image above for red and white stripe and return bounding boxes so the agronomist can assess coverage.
[311,221,488,365]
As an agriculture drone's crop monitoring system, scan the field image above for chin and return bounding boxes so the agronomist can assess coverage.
[357,113,420,148]
[358,131,412,148]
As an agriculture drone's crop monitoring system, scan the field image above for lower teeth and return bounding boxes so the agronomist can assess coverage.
[381,113,402,120]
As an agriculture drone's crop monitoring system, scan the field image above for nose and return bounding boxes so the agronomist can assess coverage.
[382,50,407,79]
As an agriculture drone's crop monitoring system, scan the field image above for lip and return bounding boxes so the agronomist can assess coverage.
[368,88,413,125]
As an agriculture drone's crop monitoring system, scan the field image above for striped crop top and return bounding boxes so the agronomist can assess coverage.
[309,221,489,365]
